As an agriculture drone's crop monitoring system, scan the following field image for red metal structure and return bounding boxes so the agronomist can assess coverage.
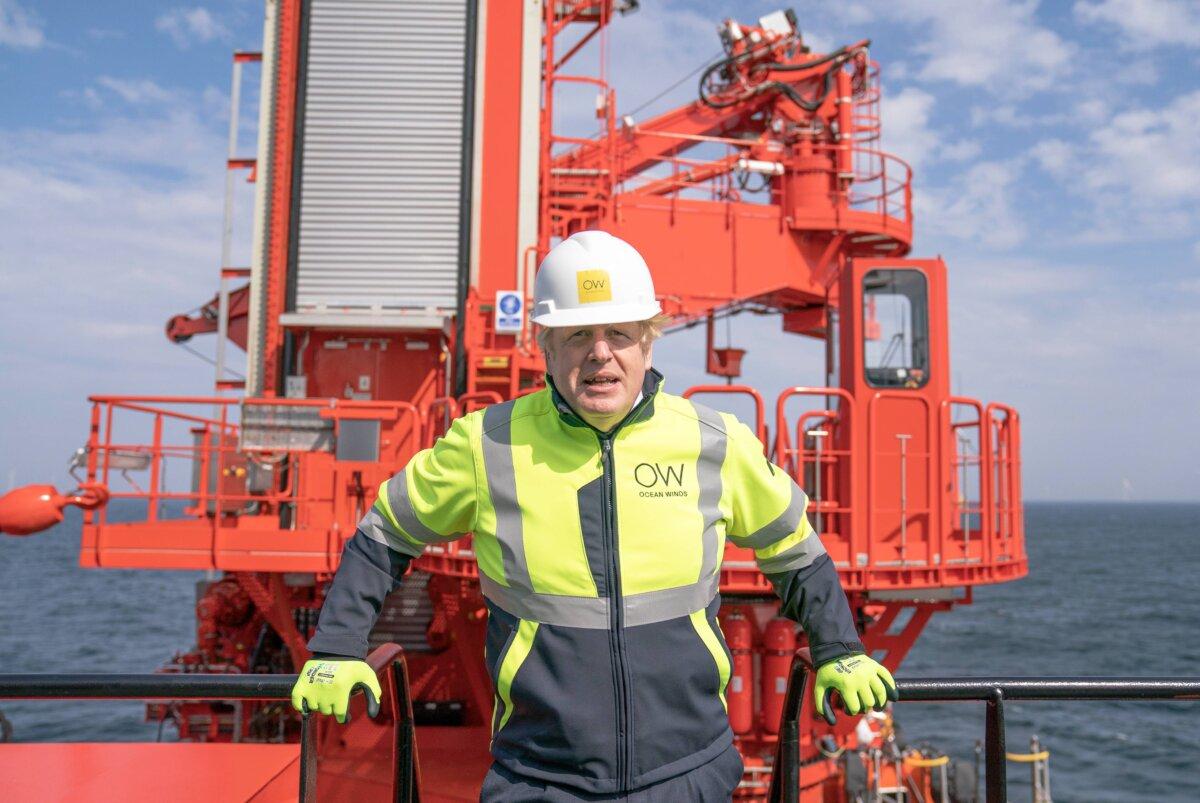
[0,3,1024,799]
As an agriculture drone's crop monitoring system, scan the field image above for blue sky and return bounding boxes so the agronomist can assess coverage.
[1,0,1198,500]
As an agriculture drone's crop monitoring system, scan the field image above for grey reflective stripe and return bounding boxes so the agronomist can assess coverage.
[480,574,717,629]
[385,470,459,546]
[756,529,827,574]
[359,504,424,558]
[737,483,809,549]
[480,574,610,628]
[690,402,727,583]
[624,573,720,627]
[482,401,531,592]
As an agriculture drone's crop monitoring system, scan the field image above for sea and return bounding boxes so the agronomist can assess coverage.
[1,501,1198,802]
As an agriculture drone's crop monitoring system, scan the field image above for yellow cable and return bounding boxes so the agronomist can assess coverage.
[904,755,950,768]
[1006,750,1050,763]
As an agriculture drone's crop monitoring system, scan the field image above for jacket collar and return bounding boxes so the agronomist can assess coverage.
[546,368,664,434]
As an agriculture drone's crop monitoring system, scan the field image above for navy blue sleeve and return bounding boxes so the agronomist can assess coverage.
[307,530,412,659]
[764,553,865,667]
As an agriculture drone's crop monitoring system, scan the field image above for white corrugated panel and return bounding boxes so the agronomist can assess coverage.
[294,0,468,318]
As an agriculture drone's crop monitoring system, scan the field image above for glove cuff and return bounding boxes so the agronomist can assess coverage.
[811,640,866,668]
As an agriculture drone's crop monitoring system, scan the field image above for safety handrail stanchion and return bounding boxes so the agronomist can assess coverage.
[767,651,812,803]
[984,687,1006,803]
[299,709,317,803]
[392,657,417,803]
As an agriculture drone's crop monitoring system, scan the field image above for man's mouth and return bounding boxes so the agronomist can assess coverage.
[583,376,619,387]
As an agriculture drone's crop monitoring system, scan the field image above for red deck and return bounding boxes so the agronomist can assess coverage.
[0,725,493,802]
[0,743,300,802]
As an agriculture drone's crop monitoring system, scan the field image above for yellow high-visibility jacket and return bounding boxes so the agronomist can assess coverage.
[311,370,863,794]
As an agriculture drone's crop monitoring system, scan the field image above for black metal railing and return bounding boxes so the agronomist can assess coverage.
[768,654,1200,803]
[0,648,417,803]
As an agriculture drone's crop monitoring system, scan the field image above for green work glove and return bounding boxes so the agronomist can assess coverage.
[813,654,898,726]
[291,658,382,724]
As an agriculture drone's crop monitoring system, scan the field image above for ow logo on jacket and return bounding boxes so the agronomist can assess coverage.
[354,371,829,794]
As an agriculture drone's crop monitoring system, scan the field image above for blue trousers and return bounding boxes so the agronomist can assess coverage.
[479,743,743,802]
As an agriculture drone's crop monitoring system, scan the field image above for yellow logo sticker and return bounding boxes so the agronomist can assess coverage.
[576,270,612,304]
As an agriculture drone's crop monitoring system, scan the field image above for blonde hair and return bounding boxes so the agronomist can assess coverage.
[537,313,672,356]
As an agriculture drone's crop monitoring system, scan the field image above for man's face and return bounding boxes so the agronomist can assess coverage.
[544,321,650,432]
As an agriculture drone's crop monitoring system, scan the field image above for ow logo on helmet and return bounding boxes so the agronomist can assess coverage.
[576,269,612,304]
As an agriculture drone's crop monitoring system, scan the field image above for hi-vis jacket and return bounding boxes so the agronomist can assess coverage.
[310,370,863,794]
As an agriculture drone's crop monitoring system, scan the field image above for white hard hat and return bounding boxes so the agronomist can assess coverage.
[531,231,662,327]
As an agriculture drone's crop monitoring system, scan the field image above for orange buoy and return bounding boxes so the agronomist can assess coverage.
[0,483,109,536]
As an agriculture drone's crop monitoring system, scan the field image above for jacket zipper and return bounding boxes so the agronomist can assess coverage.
[551,381,655,791]
[599,434,634,790]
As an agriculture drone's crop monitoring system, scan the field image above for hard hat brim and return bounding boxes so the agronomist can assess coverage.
[531,300,662,328]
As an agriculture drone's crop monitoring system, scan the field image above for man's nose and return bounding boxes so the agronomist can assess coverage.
[588,336,613,361]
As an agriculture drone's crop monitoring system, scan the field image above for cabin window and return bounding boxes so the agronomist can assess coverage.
[862,269,929,389]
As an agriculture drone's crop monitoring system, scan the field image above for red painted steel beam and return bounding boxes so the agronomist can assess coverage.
[262,0,302,396]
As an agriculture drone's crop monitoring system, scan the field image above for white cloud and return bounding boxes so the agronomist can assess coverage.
[1074,0,1200,50]
[882,0,1076,95]
[87,28,124,41]
[0,83,249,484]
[939,138,982,162]
[1074,98,1109,123]
[882,86,938,168]
[96,77,176,105]
[79,321,162,340]
[912,157,1027,247]
[879,87,980,167]
[608,1,719,119]
[0,0,43,49]
[1114,58,1159,85]
[155,7,229,49]
[1029,137,1072,173]
[1087,93,1200,202]
[970,97,1111,130]
[945,255,1200,499]
[916,159,1027,250]
[1029,90,1200,239]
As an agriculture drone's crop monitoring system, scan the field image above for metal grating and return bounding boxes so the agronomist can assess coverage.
[294,0,468,318]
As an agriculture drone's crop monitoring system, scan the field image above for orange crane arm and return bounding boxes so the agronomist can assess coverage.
[164,284,250,350]
[554,97,774,183]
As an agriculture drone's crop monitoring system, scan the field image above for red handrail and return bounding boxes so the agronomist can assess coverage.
[681,384,767,446]
[421,397,459,448]
[458,391,503,413]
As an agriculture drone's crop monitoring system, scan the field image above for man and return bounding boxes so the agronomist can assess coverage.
[291,231,897,801]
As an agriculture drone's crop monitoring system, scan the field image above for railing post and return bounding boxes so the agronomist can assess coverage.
[86,402,101,529]
[958,433,971,558]
[767,655,808,803]
[900,433,908,562]
[809,429,827,537]
[1030,734,1043,803]
[392,658,416,803]
[298,709,317,803]
[148,413,163,522]
[985,688,1006,803]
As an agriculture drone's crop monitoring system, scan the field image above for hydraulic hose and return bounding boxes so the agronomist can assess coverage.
[698,41,870,112]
